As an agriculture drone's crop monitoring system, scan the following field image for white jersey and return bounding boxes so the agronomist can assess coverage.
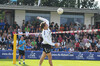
[39,17,55,46]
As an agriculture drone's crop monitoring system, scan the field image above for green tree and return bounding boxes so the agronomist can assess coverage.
[81,0,99,9]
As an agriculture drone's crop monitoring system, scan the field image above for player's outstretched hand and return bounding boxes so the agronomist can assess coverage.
[55,43,59,48]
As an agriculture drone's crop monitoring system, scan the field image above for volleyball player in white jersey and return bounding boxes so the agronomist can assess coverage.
[37,17,59,66]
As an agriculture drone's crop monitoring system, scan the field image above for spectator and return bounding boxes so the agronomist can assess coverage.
[75,33,79,42]
[83,36,88,44]
[61,39,66,48]
[88,36,92,43]
[30,26,35,33]
[69,47,74,52]
[60,24,64,31]
[85,41,91,51]
[58,35,63,43]
[50,22,54,29]
[18,29,23,39]
[0,45,2,50]
[89,46,94,52]
[26,44,32,51]
[25,29,29,38]
[0,19,5,30]
[54,23,59,30]
[37,37,42,50]
[25,26,30,32]
[22,24,25,32]
[8,26,13,33]
[52,27,56,32]
[96,33,100,41]
[7,44,12,50]
[96,41,100,52]
[31,39,37,47]
[75,41,80,51]
[12,29,17,35]
[91,40,96,49]
[27,21,31,27]
[13,21,18,29]
[78,46,84,52]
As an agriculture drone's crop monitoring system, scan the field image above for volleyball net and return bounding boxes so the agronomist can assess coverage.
[13,29,100,64]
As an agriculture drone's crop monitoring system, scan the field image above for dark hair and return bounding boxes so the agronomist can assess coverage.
[40,22,46,30]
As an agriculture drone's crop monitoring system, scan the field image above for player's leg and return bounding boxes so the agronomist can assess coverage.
[22,51,25,64]
[39,51,46,66]
[47,52,53,66]
[18,55,21,64]
[23,55,25,64]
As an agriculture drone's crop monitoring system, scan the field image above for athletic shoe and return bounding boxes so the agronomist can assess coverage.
[23,62,25,64]
[19,62,21,64]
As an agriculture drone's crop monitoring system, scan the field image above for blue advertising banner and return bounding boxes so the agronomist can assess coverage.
[0,50,100,60]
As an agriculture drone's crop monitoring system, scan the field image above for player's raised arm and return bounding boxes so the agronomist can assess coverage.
[37,16,49,27]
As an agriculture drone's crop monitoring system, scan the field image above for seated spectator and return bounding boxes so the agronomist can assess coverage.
[75,33,79,42]
[37,38,42,50]
[27,21,31,27]
[79,40,84,47]
[58,35,63,43]
[96,33,100,41]
[13,21,18,29]
[0,19,5,30]
[30,26,35,33]
[83,36,88,44]
[7,44,12,50]
[78,46,84,52]
[18,29,23,39]
[89,46,94,52]
[75,41,80,51]
[54,23,59,30]
[1,35,6,46]
[69,47,74,52]
[91,40,96,49]
[60,24,64,31]
[65,46,70,52]
[0,34,2,45]
[25,26,30,32]
[22,24,25,32]
[0,45,2,50]
[64,27,69,31]
[52,27,56,32]
[12,29,17,35]
[34,45,39,51]
[88,36,92,43]
[85,41,91,51]
[61,39,66,48]
[31,39,37,47]
[60,46,65,51]
[25,29,29,38]
[50,22,54,29]
[96,41,100,52]
[54,48,59,51]
[26,44,32,51]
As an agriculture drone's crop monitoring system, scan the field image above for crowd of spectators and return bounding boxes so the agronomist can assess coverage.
[0,19,100,52]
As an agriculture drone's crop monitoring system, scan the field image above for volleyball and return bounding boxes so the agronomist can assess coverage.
[57,8,64,15]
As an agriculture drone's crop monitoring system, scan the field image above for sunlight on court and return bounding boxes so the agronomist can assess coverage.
[0,59,100,66]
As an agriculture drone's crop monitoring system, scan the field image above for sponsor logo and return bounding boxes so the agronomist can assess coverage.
[76,52,84,59]
[28,51,37,58]
[87,52,94,59]
[52,53,74,56]
[2,53,19,56]
[97,55,100,57]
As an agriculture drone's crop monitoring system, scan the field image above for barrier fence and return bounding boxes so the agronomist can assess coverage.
[1,50,100,60]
